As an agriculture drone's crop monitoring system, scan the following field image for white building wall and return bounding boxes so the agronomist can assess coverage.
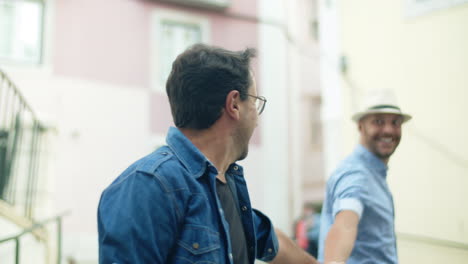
[318,0,345,180]
[256,0,326,237]
[326,0,468,262]
[257,0,291,233]
[2,68,152,263]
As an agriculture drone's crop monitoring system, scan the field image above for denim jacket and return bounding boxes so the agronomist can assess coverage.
[98,127,278,264]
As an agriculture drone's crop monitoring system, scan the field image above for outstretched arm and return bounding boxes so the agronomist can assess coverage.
[269,228,318,264]
[323,210,359,264]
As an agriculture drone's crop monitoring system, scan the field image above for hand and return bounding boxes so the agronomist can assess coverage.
[269,228,319,264]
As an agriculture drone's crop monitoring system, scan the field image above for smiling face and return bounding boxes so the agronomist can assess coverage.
[358,113,403,163]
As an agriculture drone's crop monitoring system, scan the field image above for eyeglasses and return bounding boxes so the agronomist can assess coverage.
[247,94,267,115]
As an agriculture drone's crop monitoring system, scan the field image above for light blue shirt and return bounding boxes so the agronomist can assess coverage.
[318,145,398,264]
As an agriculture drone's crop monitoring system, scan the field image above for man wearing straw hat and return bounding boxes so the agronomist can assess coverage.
[317,90,412,264]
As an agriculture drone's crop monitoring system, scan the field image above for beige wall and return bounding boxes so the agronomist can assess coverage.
[339,0,468,263]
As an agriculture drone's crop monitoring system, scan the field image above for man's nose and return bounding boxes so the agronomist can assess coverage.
[382,122,397,133]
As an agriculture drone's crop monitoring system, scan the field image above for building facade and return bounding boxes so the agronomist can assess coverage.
[320,0,468,262]
[1,0,324,263]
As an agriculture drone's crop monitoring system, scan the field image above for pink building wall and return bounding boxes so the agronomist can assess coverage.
[54,0,151,88]
[53,0,260,142]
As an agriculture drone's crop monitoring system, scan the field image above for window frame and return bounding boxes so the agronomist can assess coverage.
[0,0,54,74]
[150,9,210,93]
[0,0,47,65]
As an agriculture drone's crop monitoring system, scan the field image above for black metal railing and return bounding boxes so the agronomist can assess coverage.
[0,69,46,219]
[0,212,69,264]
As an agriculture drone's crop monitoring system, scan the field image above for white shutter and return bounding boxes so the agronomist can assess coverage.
[160,21,202,85]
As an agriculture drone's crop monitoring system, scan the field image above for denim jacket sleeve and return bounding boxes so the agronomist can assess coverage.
[97,171,179,264]
[252,209,279,262]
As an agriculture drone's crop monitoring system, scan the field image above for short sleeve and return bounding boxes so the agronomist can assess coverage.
[332,198,364,219]
[331,170,369,219]
[252,209,279,262]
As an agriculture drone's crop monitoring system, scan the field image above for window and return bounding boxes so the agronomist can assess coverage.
[159,21,202,85]
[154,0,230,10]
[0,0,44,64]
[151,10,210,92]
[405,0,468,17]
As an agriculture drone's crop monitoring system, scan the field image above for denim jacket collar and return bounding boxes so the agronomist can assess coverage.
[166,127,244,179]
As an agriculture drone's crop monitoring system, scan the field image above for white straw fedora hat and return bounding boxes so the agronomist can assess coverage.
[352,90,412,123]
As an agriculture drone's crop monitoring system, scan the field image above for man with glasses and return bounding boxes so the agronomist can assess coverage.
[248,94,267,115]
[98,44,317,264]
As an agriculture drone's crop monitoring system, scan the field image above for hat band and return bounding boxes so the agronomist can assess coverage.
[368,105,401,111]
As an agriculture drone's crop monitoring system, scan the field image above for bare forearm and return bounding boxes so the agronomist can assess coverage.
[323,220,357,263]
[269,228,318,264]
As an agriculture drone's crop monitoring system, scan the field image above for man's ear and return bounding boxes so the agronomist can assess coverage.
[225,90,241,120]
[358,120,364,132]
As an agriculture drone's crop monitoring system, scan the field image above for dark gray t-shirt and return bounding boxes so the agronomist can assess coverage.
[216,178,249,264]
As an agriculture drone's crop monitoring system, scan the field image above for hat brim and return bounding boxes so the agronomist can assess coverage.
[352,109,412,123]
